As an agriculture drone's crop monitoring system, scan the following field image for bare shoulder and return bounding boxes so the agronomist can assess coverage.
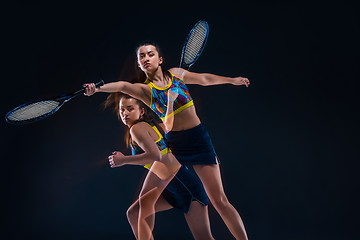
[130,122,158,145]
[169,68,187,79]
[130,121,152,136]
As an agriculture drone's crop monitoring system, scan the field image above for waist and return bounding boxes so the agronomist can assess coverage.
[170,105,201,131]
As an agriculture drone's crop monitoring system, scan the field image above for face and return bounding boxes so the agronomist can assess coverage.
[119,98,144,127]
[137,45,163,73]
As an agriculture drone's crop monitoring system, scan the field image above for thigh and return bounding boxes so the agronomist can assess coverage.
[192,161,226,200]
[184,201,209,221]
[140,162,177,197]
[184,201,213,240]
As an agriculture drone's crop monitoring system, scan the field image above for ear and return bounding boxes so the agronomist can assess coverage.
[140,108,145,118]
[159,56,163,65]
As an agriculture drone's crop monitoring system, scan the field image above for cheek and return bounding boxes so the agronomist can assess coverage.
[128,111,140,120]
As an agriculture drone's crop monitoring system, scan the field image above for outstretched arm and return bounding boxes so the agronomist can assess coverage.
[84,81,151,105]
[169,68,250,87]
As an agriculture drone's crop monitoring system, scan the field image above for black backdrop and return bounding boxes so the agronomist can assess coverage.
[1,1,359,239]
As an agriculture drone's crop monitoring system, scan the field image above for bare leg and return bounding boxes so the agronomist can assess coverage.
[127,195,173,239]
[127,200,140,238]
[138,153,181,240]
[184,201,215,240]
[193,162,248,240]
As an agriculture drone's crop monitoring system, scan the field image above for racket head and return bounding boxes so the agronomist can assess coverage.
[180,20,209,69]
[5,99,63,125]
[5,80,104,125]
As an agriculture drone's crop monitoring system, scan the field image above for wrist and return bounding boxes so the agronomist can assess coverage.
[232,77,240,85]
[235,77,246,85]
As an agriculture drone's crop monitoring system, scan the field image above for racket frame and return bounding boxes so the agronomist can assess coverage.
[5,80,104,125]
[180,20,209,70]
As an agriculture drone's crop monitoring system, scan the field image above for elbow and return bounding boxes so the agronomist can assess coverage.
[153,151,162,162]
[200,76,211,86]
[116,81,125,92]
[147,151,161,162]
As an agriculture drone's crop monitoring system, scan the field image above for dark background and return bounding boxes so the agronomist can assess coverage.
[1,1,358,239]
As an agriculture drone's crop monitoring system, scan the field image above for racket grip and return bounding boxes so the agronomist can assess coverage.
[95,79,105,88]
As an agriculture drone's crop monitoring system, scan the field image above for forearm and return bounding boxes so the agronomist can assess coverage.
[123,152,161,166]
[96,81,125,93]
[200,73,235,86]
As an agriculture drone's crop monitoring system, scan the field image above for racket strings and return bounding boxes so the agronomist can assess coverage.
[184,23,207,64]
[7,100,60,121]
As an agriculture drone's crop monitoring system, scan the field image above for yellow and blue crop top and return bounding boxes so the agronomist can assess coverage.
[130,122,170,169]
[144,73,194,121]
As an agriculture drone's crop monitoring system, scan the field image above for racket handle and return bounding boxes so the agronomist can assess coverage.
[95,79,105,88]
[72,80,105,98]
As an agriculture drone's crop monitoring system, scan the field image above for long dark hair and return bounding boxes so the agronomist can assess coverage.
[104,92,165,148]
[104,41,170,146]
[131,41,172,84]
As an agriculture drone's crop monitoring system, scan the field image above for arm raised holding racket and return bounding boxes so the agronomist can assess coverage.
[84,81,151,106]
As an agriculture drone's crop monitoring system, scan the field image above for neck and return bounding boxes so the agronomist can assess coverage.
[146,66,165,82]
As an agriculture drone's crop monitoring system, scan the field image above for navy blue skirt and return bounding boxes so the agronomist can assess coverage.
[165,124,218,166]
[162,165,209,213]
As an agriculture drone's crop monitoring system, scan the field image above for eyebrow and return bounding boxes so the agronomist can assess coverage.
[139,50,154,55]
[120,104,134,108]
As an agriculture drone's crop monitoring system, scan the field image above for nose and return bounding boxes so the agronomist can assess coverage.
[120,109,128,118]
[143,54,150,62]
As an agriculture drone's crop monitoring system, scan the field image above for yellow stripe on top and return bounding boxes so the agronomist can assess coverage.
[145,73,194,121]
[161,100,194,121]
[146,77,173,90]
[132,122,171,169]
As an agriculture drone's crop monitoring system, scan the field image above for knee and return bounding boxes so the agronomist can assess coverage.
[138,191,156,209]
[138,196,154,215]
[210,194,230,210]
[126,204,139,224]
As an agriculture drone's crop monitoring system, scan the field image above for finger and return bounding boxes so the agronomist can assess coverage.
[83,84,89,95]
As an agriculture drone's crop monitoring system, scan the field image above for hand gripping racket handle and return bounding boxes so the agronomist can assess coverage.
[71,79,105,99]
